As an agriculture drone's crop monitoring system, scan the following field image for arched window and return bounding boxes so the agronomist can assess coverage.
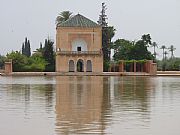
[86,60,92,72]
[77,59,84,72]
[69,60,75,72]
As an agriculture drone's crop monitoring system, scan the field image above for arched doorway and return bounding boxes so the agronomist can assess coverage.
[77,59,84,72]
[86,60,92,72]
[69,60,75,72]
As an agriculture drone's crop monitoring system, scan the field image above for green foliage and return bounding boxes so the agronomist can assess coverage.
[132,40,153,60]
[103,60,110,72]
[113,39,133,61]
[123,59,147,64]
[43,38,55,72]
[98,3,116,71]
[6,51,47,72]
[22,37,31,57]
[168,45,176,58]
[102,26,116,62]
[151,42,158,60]
[141,34,152,46]
[157,58,180,71]
[7,38,55,72]
[6,51,27,71]
[98,2,108,27]
[0,54,6,69]
[25,55,47,72]
[56,11,73,25]
[113,34,154,61]
[160,45,167,60]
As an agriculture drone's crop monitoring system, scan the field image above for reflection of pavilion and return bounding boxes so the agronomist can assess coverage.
[55,76,155,134]
[55,76,105,134]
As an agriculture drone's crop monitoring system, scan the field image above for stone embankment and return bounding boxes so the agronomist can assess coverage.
[157,71,180,76]
[1,71,180,76]
[1,72,151,76]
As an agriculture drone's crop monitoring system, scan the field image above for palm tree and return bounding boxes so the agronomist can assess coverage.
[141,34,152,46]
[151,42,158,59]
[164,51,168,60]
[153,52,158,60]
[168,45,176,59]
[56,11,73,25]
[160,45,166,60]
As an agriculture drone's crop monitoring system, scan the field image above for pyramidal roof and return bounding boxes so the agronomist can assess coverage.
[57,14,100,28]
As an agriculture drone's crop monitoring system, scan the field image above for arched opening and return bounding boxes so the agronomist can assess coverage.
[86,60,92,72]
[69,60,75,72]
[77,59,84,72]
[72,39,87,51]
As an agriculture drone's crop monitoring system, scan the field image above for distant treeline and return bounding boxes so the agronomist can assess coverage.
[0,37,55,72]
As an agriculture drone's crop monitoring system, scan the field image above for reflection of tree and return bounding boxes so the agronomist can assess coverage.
[6,83,54,114]
[112,76,155,119]
[55,76,104,135]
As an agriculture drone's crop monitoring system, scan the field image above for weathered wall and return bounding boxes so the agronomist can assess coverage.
[56,26,103,73]
[56,27,102,51]
[5,61,12,74]
[56,55,103,72]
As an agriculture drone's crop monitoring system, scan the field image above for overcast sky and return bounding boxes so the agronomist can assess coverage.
[0,0,179,59]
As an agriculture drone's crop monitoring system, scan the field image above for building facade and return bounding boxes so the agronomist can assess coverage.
[56,14,103,72]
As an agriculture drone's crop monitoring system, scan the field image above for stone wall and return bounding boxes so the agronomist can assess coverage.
[4,60,12,74]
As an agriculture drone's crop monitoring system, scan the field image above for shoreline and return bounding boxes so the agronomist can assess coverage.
[1,71,180,76]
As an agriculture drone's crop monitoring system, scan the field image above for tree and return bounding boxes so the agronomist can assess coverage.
[56,11,73,25]
[98,2,108,62]
[168,45,176,59]
[157,57,180,71]
[6,50,48,72]
[43,38,55,71]
[26,54,47,72]
[98,2,108,27]
[113,39,133,61]
[102,26,116,62]
[27,40,31,57]
[151,42,158,59]
[160,45,166,60]
[131,39,153,60]
[35,42,44,55]
[6,51,27,71]
[113,34,154,61]
[22,37,31,57]
[141,34,152,46]
[164,51,168,60]
[98,2,116,71]
[107,26,116,48]
[0,54,5,69]
[22,43,25,55]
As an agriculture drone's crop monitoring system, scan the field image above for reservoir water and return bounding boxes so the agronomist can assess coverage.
[0,76,180,135]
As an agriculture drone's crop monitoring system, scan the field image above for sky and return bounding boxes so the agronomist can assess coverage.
[0,0,179,59]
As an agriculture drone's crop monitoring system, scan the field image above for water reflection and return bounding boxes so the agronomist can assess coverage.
[0,76,56,135]
[55,76,104,134]
[1,76,180,135]
[4,83,54,111]
[55,76,156,134]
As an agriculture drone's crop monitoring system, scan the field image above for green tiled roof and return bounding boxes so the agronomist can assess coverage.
[57,14,100,28]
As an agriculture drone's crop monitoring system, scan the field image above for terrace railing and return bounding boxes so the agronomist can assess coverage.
[56,50,102,55]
